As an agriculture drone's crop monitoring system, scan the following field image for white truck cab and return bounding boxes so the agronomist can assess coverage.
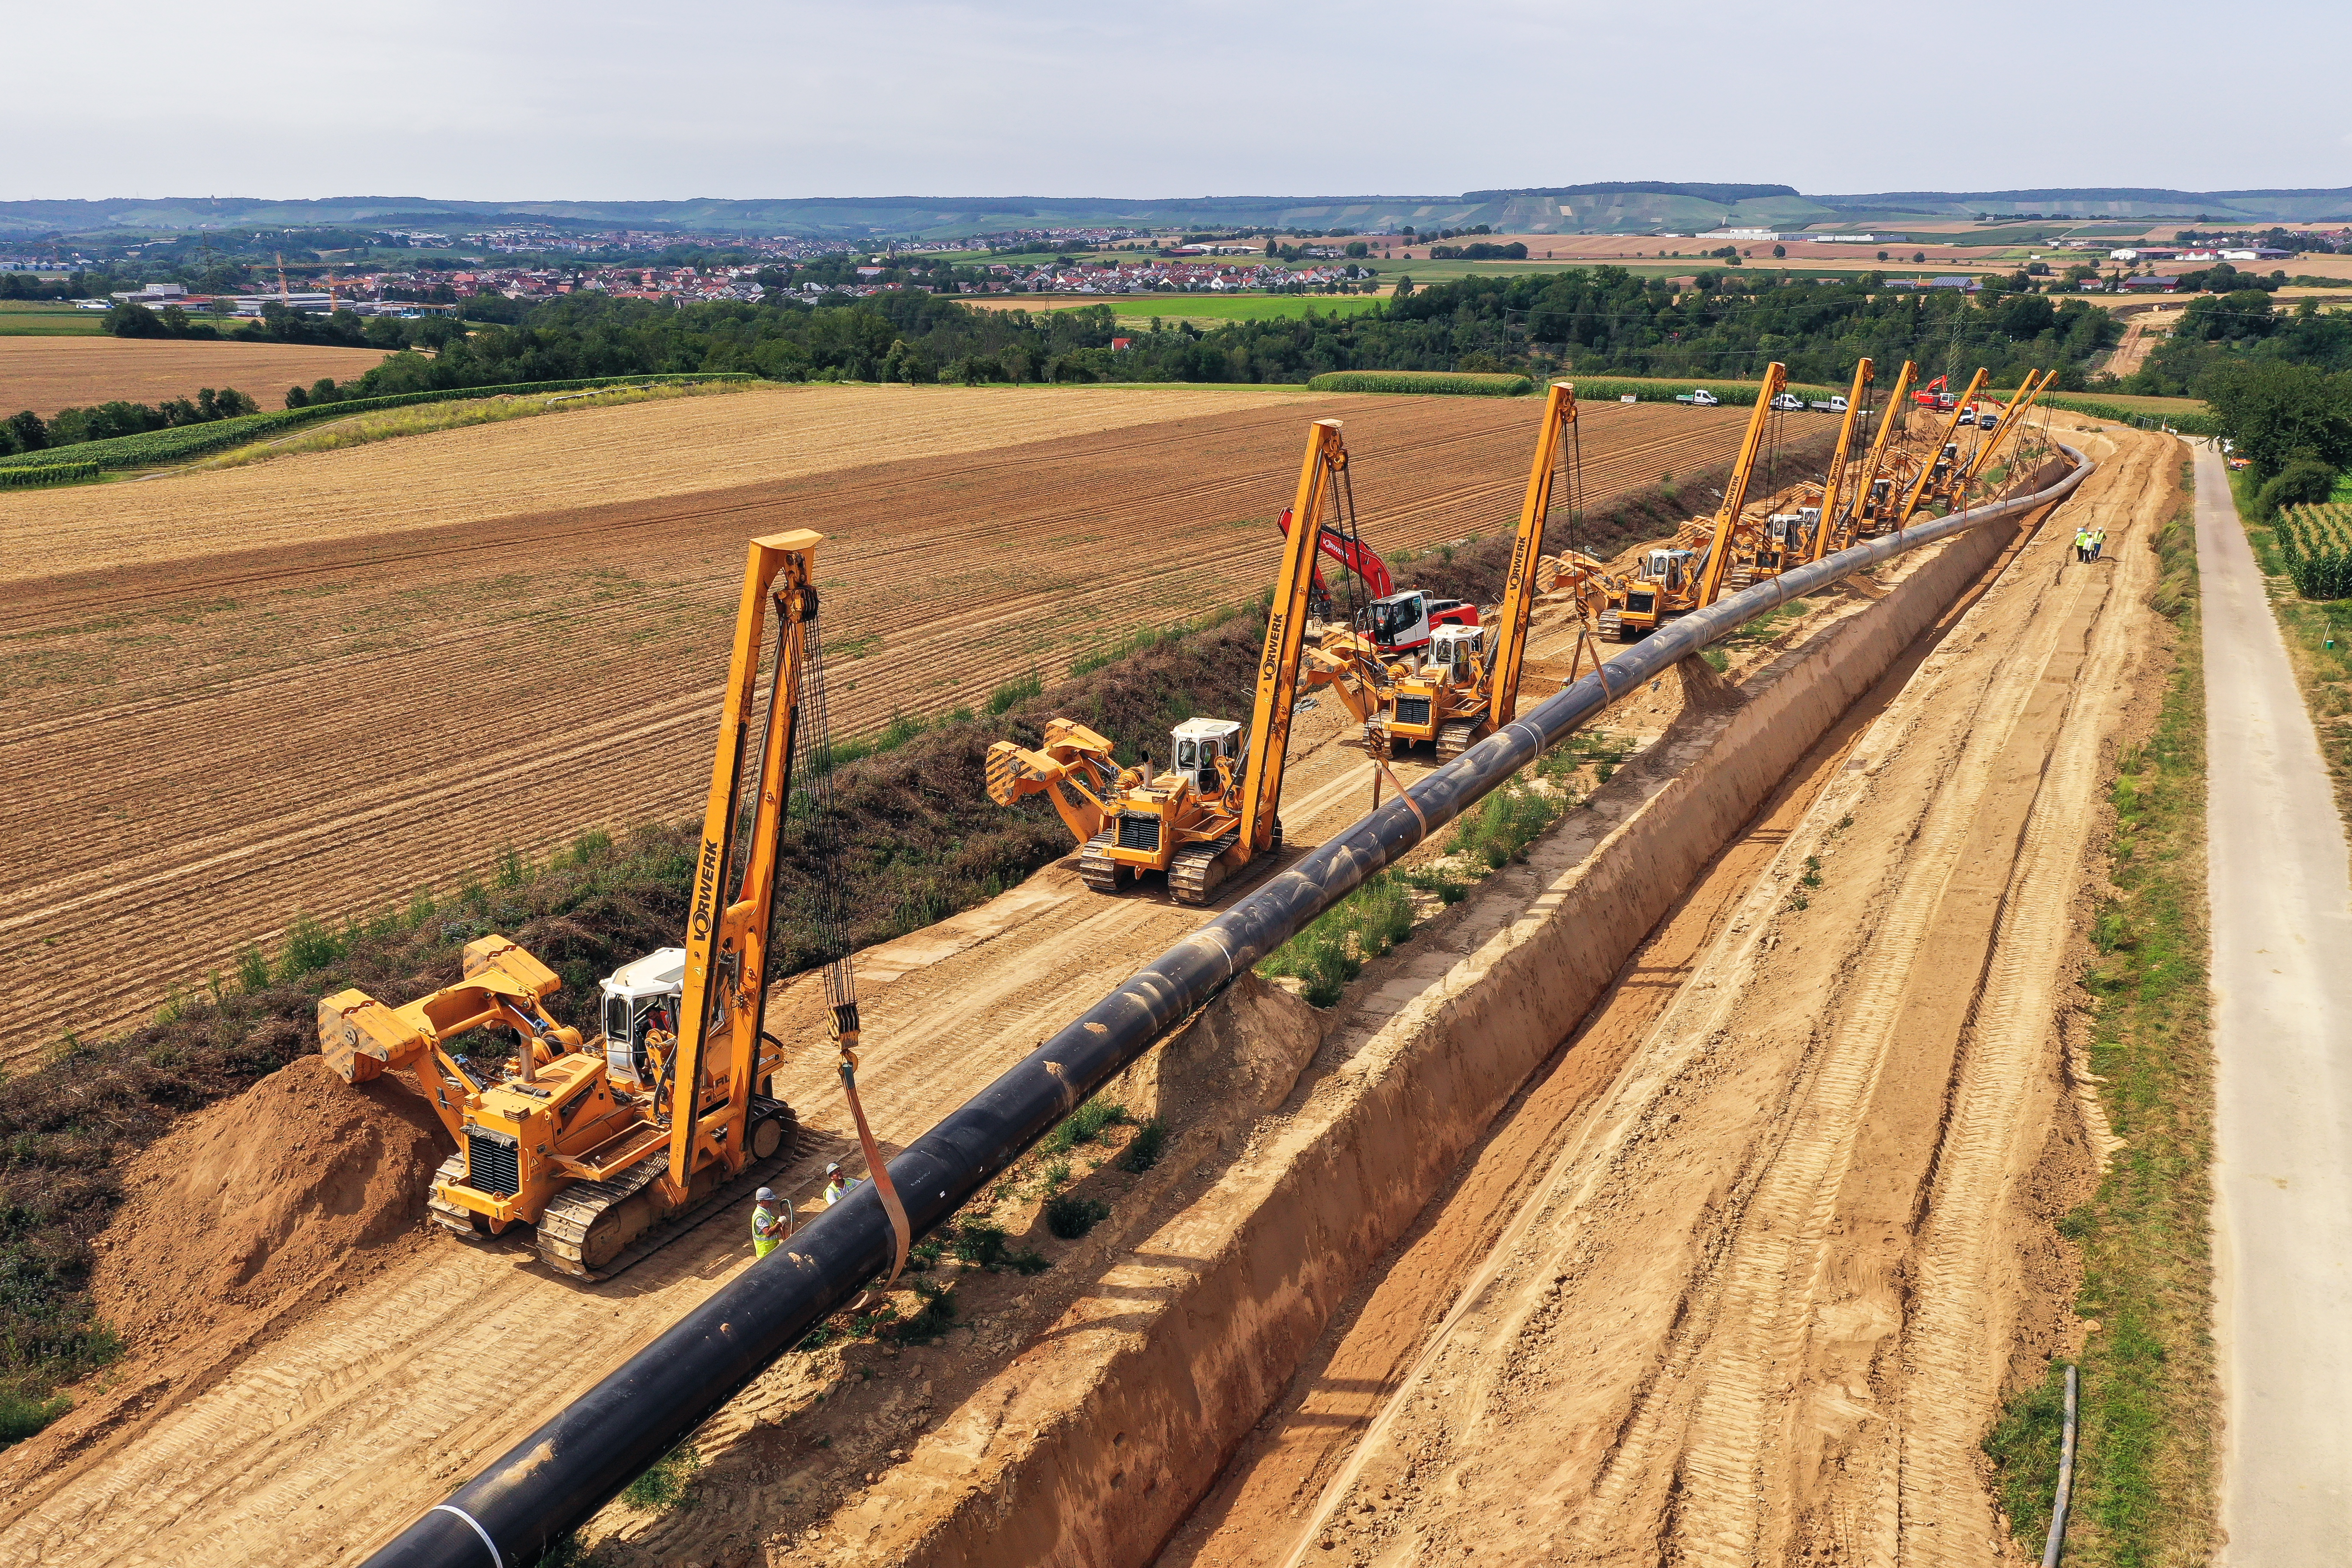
[1170,717,1243,793]
[600,947,686,1084]
[1770,393,1804,411]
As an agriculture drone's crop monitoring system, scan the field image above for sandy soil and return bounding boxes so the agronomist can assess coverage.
[89,1056,445,1383]
[0,395,1755,1055]
[2104,306,2182,378]
[0,624,1598,1565]
[0,336,392,417]
[1159,425,2177,1567]
[0,435,2154,1561]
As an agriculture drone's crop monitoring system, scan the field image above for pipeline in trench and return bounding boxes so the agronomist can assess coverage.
[361,451,2093,1568]
[1161,483,2064,1567]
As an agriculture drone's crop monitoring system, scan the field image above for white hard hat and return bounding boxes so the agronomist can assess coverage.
[756,1187,775,1202]
[825,1162,842,1175]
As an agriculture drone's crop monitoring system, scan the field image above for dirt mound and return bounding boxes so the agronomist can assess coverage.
[89,1055,450,1360]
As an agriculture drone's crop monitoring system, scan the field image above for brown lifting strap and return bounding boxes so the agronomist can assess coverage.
[833,1003,911,1302]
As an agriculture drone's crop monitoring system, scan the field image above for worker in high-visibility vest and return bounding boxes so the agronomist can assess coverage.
[751,1186,792,1259]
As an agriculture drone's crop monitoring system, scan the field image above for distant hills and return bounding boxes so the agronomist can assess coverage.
[3,183,2348,241]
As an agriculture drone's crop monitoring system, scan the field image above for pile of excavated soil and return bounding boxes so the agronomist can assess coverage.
[89,1055,450,1361]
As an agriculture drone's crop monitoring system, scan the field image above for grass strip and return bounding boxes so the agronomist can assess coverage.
[191,380,760,471]
[1982,477,2217,1565]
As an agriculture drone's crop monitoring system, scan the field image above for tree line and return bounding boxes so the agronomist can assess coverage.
[242,267,2120,416]
[2,386,260,456]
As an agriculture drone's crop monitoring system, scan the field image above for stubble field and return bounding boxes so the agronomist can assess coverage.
[0,336,394,416]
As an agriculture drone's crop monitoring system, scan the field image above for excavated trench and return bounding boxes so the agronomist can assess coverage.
[551,456,2089,1567]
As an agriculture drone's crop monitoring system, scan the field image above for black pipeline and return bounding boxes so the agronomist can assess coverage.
[363,448,2092,1568]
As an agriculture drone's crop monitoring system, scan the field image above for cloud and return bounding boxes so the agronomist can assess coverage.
[4,0,2348,200]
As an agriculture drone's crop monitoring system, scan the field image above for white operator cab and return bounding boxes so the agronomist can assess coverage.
[1170,716,1243,795]
[599,946,686,1086]
[1428,622,1485,686]
[1644,546,1698,593]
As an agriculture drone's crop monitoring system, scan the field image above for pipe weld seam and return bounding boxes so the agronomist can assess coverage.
[429,1505,503,1568]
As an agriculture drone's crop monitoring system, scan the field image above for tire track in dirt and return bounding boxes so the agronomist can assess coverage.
[1173,427,2166,1568]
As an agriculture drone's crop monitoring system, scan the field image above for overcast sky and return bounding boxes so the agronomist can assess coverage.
[8,0,2348,202]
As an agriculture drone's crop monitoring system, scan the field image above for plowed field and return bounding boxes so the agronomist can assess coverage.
[0,336,392,417]
[0,389,1750,1056]
[0,383,1321,582]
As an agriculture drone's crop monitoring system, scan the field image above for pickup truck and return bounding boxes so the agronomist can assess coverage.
[1770,393,1804,411]
[1674,389,1721,406]
[1807,395,1850,413]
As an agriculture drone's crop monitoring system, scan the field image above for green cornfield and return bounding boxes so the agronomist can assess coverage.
[1306,370,1533,396]
[2276,503,2352,600]
[0,461,99,487]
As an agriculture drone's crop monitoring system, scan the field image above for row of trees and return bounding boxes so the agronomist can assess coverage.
[1,386,260,455]
[2202,360,2352,516]
[24,268,2132,449]
[2127,294,2352,396]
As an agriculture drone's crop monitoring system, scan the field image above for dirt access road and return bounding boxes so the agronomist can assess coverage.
[1164,425,2174,1567]
[0,392,1754,1055]
[0,578,1645,1568]
[2193,441,2352,1558]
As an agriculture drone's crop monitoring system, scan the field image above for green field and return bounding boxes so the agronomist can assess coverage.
[0,302,107,336]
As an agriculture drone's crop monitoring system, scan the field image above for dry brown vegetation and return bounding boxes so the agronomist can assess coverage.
[0,336,392,417]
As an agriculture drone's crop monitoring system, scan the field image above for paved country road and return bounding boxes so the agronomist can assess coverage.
[2195,441,2352,1559]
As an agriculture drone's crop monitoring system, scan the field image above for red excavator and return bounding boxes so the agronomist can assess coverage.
[1274,509,1478,655]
